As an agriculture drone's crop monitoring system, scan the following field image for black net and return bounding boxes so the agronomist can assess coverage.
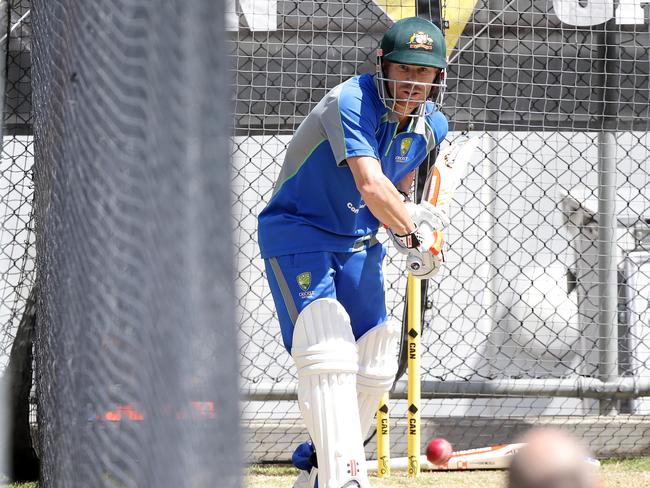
[448,2,650,131]
[30,0,241,486]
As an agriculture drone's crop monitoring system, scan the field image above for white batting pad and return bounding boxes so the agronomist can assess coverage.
[292,469,311,488]
[292,299,369,488]
[356,320,400,437]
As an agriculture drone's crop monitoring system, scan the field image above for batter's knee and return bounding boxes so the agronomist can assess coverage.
[356,320,401,394]
[291,298,358,375]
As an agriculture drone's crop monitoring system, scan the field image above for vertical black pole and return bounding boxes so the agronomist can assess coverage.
[396,1,445,384]
[417,0,443,29]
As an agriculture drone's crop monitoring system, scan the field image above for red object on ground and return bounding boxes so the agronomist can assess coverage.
[426,438,453,465]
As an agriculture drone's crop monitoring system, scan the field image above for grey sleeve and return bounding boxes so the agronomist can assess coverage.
[317,85,348,165]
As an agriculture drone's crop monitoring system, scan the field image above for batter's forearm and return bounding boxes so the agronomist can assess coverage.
[347,156,415,235]
[359,176,415,235]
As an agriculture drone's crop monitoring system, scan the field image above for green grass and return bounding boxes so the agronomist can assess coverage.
[249,464,299,476]
[601,457,650,471]
[247,457,650,488]
[5,458,650,488]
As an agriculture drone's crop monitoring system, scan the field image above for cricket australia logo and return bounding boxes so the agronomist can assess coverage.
[297,272,314,298]
[396,137,412,162]
[408,32,434,50]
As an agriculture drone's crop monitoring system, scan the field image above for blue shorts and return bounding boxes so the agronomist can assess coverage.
[264,242,388,353]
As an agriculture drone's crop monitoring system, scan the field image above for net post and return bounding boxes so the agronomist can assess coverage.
[598,19,620,416]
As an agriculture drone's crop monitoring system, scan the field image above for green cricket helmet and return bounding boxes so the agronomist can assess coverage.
[375,17,447,116]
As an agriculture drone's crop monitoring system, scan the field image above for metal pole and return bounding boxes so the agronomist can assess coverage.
[597,21,619,415]
[479,133,499,378]
[247,376,650,401]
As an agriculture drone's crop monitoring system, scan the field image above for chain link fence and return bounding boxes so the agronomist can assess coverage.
[232,0,650,462]
[0,0,648,473]
[1,0,34,374]
[0,0,37,479]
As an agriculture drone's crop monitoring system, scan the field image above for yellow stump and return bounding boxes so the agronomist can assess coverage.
[376,392,390,477]
[407,273,421,477]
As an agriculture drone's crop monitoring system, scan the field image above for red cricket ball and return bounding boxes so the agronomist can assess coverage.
[426,438,453,465]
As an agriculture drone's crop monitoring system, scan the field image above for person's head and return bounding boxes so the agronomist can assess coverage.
[508,428,600,488]
[376,17,447,117]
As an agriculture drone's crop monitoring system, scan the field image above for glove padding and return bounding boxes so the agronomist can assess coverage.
[388,202,449,255]
[387,202,448,279]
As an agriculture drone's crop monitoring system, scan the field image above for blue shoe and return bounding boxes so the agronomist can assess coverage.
[292,441,361,488]
[292,441,318,488]
[291,440,316,471]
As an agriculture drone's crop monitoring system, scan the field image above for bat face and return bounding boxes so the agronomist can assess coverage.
[439,443,526,470]
[366,442,528,472]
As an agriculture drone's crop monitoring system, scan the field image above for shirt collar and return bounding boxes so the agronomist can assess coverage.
[384,105,429,134]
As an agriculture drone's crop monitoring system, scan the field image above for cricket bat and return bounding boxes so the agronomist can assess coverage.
[419,134,482,254]
[422,134,482,209]
[366,442,601,472]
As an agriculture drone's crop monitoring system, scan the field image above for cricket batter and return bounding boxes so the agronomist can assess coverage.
[258,17,449,488]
